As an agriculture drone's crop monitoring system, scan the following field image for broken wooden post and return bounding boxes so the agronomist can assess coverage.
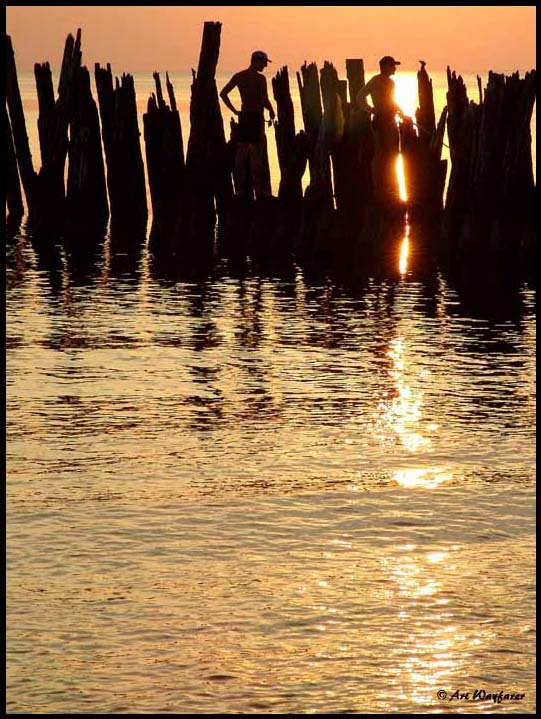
[6,105,24,221]
[33,29,81,232]
[6,35,37,215]
[346,59,365,105]
[184,21,233,256]
[335,59,373,251]
[34,60,67,225]
[296,61,334,259]
[443,66,472,233]
[443,67,536,270]
[297,62,326,193]
[320,61,344,193]
[220,118,253,257]
[416,61,436,138]
[95,64,148,229]
[65,65,109,232]
[272,66,307,204]
[401,62,447,219]
[143,72,185,252]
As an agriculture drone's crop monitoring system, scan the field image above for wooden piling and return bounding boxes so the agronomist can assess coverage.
[272,66,307,204]
[184,21,233,254]
[6,105,24,221]
[33,30,82,231]
[6,35,37,214]
[401,62,447,217]
[143,72,185,250]
[95,64,148,228]
[297,62,328,196]
[65,65,109,231]
[295,61,336,260]
[335,59,373,250]
[444,67,536,267]
[346,59,365,105]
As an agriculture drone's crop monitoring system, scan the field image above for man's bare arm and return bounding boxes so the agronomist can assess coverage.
[262,77,275,120]
[389,79,404,117]
[356,79,375,114]
[264,98,276,121]
[220,75,240,115]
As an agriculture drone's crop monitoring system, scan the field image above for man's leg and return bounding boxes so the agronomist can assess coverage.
[372,120,400,204]
[250,135,272,199]
[235,142,254,198]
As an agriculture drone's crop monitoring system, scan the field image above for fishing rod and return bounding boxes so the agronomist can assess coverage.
[410,118,451,150]
[360,107,451,150]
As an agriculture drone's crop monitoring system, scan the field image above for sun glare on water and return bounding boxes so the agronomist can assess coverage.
[396,153,408,202]
[399,216,410,275]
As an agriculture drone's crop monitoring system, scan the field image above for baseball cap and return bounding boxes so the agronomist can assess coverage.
[379,56,401,67]
[251,50,272,63]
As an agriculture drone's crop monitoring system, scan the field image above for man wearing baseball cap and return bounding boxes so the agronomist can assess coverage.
[356,56,403,119]
[220,51,276,198]
[356,55,405,203]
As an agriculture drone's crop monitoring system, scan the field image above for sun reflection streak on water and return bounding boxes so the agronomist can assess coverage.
[384,547,468,707]
[372,335,456,489]
[397,153,408,202]
[399,216,410,276]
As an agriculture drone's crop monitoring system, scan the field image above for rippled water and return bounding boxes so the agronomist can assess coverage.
[6,225,536,713]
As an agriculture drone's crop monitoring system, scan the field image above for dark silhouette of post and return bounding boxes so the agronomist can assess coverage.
[444,67,536,268]
[95,64,148,229]
[65,65,109,231]
[143,72,185,252]
[185,21,233,253]
[271,66,307,204]
[6,35,37,215]
[6,105,24,220]
[33,29,82,231]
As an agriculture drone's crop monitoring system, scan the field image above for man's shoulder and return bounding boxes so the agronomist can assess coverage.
[235,68,255,80]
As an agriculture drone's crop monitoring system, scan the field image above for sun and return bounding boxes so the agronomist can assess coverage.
[394,72,418,118]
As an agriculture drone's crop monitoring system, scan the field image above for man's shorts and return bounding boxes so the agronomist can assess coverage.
[238,111,265,144]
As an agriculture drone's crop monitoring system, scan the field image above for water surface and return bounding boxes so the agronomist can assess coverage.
[6,230,536,713]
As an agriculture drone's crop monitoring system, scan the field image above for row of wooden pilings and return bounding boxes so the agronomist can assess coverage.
[5,22,537,279]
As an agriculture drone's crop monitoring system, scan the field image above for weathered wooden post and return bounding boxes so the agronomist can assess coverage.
[6,35,37,215]
[95,64,148,229]
[297,62,329,196]
[184,21,233,256]
[6,106,24,221]
[443,66,473,235]
[143,72,184,251]
[65,65,109,232]
[320,61,344,198]
[401,62,447,219]
[33,29,81,231]
[272,66,306,204]
[296,61,334,259]
[346,59,364,106]
[334,58,373,251]
[267,66,308,257]
[443,67,536,271]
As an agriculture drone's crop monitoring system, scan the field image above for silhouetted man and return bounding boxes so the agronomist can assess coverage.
[220,50,276,199]
[356,56,404,204]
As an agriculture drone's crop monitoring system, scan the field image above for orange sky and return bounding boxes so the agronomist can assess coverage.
[6,6,536,75]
